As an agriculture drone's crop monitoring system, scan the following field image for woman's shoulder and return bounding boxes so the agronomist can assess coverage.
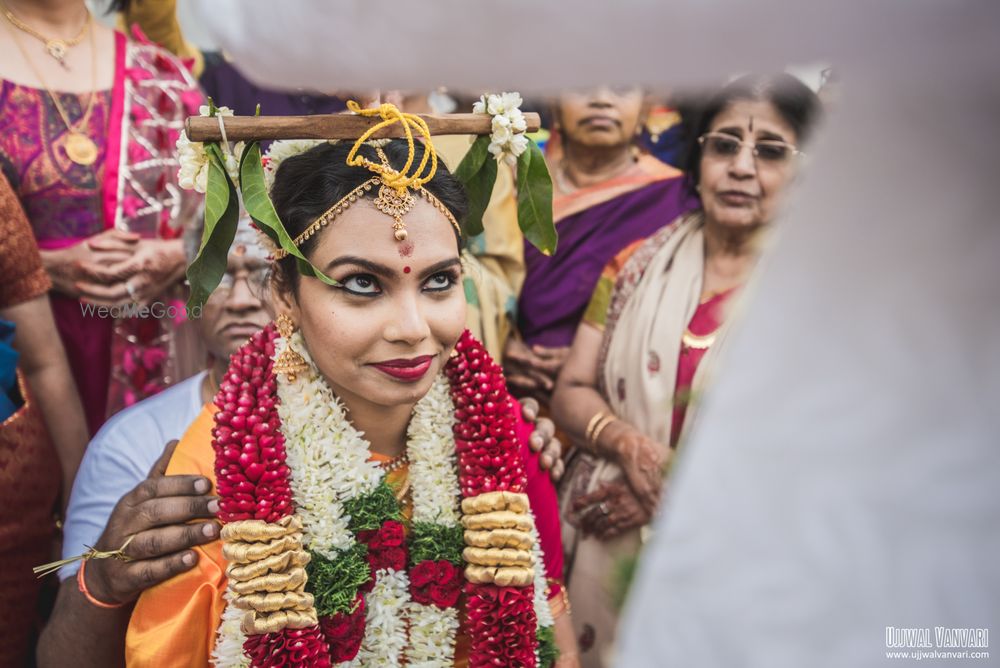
[123,29,200,88]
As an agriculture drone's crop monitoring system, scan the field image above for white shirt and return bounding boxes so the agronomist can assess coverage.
[60,371,207,580]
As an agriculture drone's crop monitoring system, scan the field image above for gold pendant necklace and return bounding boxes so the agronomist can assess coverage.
[2,5,90,68]
[64,131,97,165]
[3,10,99,166]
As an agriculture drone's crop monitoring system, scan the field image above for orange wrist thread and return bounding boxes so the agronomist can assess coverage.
[77,559,126,609]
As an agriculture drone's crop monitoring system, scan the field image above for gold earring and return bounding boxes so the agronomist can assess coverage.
[273,314,309,382]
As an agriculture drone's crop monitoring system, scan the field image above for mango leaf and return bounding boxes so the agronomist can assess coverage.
[238,141,337,286]
[453,136,497,238]
[186,145,238,310]
[516,141,557,255]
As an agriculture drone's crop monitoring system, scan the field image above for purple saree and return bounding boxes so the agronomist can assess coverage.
[519,160,697,348]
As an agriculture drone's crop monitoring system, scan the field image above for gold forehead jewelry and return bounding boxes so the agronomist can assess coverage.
[272,103,462,260]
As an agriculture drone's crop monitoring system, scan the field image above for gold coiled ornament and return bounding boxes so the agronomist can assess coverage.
[459,491,537,587]
[220,515,318,634]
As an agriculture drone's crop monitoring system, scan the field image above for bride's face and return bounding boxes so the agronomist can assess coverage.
[278,198,466,410]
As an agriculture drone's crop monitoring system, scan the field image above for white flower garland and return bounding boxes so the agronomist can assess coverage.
[472,92,530,166]
[276,333,383,557]
[530,513,555,630]
[176,105,242,193]
[404,602,461,668]
[406,376,460,525]
[212,588,250,667]
[348,569,411,667]
[528,510,555,667]
[402,376,462,666]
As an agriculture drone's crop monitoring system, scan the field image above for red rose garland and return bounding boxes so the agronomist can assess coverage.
[319,594,367,663]
[446,331,539,668]
[357,520,408,572]
[213,327,539,666]
[410,560,464,608]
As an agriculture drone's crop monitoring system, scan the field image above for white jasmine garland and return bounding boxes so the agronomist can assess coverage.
[276,333,383,557]
[531,513,555,629]
[406,376,460,525]
[528,511,556,666]
[403,602,461,667]
[349,569,411,667]
[473,91,530,166]
[402,375,462,666]
[176,130,209,192]
[211,589,250,668]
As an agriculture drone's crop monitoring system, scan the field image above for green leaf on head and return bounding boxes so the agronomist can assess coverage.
[454,136,497,238]
[516,141,557,256]
[238,141,338,286]
[185,145,238,311]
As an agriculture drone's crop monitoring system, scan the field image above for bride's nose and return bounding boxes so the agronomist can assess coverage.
[382,293,431,345]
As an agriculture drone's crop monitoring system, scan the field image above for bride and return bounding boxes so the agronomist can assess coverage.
[123,134,577,667]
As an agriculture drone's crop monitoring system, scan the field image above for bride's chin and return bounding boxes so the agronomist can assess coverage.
[361,374,438,408]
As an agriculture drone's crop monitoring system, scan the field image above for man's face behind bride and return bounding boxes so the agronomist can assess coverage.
[275,196,466,412]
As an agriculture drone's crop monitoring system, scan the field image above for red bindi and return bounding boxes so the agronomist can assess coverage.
[403,266,412,274]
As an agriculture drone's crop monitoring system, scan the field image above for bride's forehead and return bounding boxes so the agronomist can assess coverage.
[315,198,458,256]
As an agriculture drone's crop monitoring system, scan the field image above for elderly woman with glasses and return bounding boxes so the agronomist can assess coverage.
[550,73,820,667]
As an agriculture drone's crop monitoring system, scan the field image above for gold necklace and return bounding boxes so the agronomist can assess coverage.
[2,4,90,68]
[4,14,99,166]
[379,453,410,502]
[380,451,410,475]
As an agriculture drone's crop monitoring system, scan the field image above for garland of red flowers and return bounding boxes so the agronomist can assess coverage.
[446,331,538,668]
[211,327,539,667]
[212,326,331,666]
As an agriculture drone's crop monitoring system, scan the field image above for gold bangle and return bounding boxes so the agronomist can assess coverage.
[588,414,617,450]
[584,411,611,444]
[546,579,572,619]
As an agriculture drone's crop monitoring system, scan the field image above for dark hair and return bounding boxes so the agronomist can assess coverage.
[681,73,821,198]
[269,139,468,291]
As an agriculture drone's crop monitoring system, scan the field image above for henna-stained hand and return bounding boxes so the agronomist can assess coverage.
[573,480,652,540]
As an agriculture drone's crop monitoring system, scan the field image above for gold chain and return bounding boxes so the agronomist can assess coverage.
[380,451,410,475]
[3,11,98,155]
[2,4,90,66]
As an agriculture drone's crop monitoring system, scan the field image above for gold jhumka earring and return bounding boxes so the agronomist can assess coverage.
[273,314,309,382]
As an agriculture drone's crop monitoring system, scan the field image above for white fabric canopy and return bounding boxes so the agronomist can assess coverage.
[189,2,1000,665]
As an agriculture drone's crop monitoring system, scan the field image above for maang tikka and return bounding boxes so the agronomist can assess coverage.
[273,314,309,382]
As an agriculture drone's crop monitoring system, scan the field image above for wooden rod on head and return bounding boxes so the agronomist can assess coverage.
[185,112,542,142]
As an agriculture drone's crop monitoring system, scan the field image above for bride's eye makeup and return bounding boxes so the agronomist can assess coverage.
[423,269,459,293]
[337,273,382,296]
[334,268,459,298]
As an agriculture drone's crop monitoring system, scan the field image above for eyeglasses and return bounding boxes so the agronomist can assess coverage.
[215,266,270,300]
[698,132,803,164]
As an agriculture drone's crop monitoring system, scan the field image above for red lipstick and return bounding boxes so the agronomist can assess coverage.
[371,355,435,382]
